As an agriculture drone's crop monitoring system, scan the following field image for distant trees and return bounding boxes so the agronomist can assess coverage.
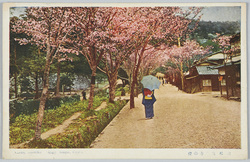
[10,16,46,99]
[191,21,240,39]
[190,21,240,53]
[21,46,46,99]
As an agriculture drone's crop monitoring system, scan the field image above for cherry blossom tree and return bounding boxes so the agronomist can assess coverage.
[138,45,169,82]
[124,44,170,95]
[98,8,148,103]
[63,7,131,108]
[13,7,75,139]
[213,33,240,60]
[213,34,232,54]
[166,66,180,84]
[146,45,170,72]
[168,40,211,90]
[123,7,203,108]
[99,42,135,103]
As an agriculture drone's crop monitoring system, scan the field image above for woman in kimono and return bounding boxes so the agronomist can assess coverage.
[142,88,156,119]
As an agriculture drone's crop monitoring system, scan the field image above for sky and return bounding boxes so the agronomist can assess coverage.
[10,6,241,22]
[200,6,241,22]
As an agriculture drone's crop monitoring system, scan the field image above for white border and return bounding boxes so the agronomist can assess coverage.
[2,2,248,159]
[1,2,246,7]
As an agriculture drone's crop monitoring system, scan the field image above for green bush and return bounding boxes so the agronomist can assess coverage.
[28,139,52,148]
[9,101,84,145]
[94,89,107,97]
[115,86,129,96]
[9,96,107,145]
[44,100,127,148]
[115,90,121,96]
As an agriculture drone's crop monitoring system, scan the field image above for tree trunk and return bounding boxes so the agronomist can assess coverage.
[14,73,18,98]
[34,73,39,99]
[180,62,184,90]
[130,78,136,108]
[34,59,51,140]
[231,62,236,97]
[135,81,139,97]
[225,62,229,99]
[35,85,48,140]
[130,64,140,108]
[34,36,53,139]
[14,43,18,98]
[87,70,96,110]
[130,59,137,109]
[62,85,65,95]
[108,72,118,103]
[55,61,60,97]
[129,44,146,109]
[109,84,116,103]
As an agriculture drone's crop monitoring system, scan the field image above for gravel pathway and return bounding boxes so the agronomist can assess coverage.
[90,84,241,148]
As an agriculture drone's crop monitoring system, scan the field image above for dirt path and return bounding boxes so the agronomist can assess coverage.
[41,112,82,139]
[90,84,241,148]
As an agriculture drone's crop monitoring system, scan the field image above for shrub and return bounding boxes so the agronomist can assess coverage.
[115,86,130,96]
[94,89,107,97]
[44,100,127,148]
[9,96,107,145]
[28,139,52,148]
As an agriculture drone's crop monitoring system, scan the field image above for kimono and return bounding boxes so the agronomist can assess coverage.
[142,88,156,119]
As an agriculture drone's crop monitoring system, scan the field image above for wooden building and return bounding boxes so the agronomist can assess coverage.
[185,66,219,93]
[214,58,240,98]
[184,33,241,99]
[214,33,241,99]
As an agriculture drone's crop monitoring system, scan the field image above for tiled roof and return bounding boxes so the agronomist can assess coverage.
[196,66,219,75]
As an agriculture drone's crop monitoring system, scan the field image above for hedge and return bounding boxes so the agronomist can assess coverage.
[30,100,128,148]
[9,96,107,145]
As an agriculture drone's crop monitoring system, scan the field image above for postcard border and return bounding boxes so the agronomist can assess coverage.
[2,2,248,160]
